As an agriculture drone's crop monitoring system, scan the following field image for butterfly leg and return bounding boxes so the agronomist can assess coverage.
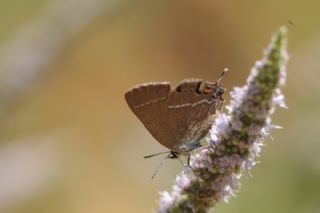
[187,154,191,167]
[169,151,186,168]
[169,152,196,175]
[184,153,197,175]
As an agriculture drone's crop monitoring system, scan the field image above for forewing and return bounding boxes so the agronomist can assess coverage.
[124,82,172,147]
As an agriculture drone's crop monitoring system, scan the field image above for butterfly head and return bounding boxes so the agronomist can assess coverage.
[202,68,228,99]
[202,82,225,99]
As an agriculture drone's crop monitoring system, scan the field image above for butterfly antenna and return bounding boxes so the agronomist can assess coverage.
[151,155,170,179]
[216,68,229,84]
[144,151,171,159]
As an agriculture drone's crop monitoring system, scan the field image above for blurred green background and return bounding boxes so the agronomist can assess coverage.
[0,0,319,213]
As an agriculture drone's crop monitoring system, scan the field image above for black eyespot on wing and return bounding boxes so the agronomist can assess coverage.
[195,81,203,95]
[176,84,182,92]
[175,79,202,93]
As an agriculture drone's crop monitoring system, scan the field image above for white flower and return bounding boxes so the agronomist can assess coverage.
[155,27,288,213]
[176,172,191,188]
[273,89,287,108]
[158,191,174,212]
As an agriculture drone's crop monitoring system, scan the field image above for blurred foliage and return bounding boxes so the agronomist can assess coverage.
[0,0,319,213]
[0,0,49,43]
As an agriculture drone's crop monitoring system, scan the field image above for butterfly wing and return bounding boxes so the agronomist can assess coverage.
[124,79,224,153]
[124,82,172,147]
[167,79,223,152]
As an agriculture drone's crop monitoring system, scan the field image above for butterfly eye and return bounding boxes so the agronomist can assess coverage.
[212,87,225,98]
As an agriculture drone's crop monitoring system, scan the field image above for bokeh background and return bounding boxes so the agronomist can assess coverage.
[0,1,319,213]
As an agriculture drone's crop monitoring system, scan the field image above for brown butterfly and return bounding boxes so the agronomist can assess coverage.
[124,71,226,168]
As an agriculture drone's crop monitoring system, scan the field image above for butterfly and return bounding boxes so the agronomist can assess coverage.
[124,71,226,167]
